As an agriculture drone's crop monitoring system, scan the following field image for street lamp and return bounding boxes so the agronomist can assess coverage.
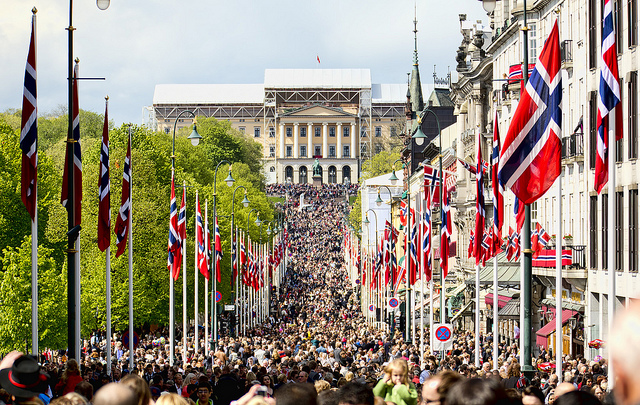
[479,0,496,13]
[211,160,234,351]
[66,0,110,363]
[389,159,403,186]
[96,0,110,10]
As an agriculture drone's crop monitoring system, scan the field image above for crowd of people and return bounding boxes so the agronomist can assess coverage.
[265,183,358,200]
[2,188,640,405]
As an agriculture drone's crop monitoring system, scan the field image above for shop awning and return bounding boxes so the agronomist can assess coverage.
[535,309,578,348]
[485,293,513,309]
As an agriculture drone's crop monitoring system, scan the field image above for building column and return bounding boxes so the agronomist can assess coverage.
[322,122,328,159]
[337,122,343,158]
[293,123,299,159]
[351,122,356,159]
[307,123,313,158]
[279,123,285,159]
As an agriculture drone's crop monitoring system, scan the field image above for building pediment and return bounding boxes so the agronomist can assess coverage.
[281,104,357,118]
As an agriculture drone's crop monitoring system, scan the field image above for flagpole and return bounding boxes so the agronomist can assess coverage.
[127,126,133,371]
[607,113,616,388]
[182,181,187,365]
[205,200,209,356]
[493,255,498,370]
[556,173,563,373]
[32,198,38,356]
[106,245,111,373]
[475,263,481,368]
[75,238,81,361]
[194,191,199,355]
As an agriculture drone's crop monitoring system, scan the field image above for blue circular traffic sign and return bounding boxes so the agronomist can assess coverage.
[389,298,399,308]
[215,291,222,303]
[369,304,375,312]
[435,325,451,342]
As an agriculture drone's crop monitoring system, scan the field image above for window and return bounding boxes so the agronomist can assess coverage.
[529,22,538,63]
[343,145,350,158]
[314,146,321,156]
[614,0,623,52]
[617,78,624,162]
[630,0,638,47]
[164,127,170,134]
[299,166,307,184]
[239,127,246,133]
[375,126,382,137]
[269,127,275,138]
[286,127,292,137]
[590,195,598,269]
[630,189,638,272]
[286,146,292,157]
[254,127,261,138]
[300,127,307,137]
[629,72,638,159]
[300,145,307,157]
[269,145,275,158]
[315,127,321,137]
[269,166,275,172]
[588,0,598,68]
[375,144,382,154]
[343,126,350,137]
[329,145,336,158]
[390,126,397,136]
[602,195,608,270]
[589,91,598,169]
[616,191,623,270]
[329,127,336,137]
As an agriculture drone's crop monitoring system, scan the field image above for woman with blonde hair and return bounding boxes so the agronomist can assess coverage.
[156,393,189,405]
[372,359,418,405]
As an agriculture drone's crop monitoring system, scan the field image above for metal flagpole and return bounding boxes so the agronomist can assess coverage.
[607,111,616,388]
[235,226,238,337]
[194,191,199,355]
[493,255,498,369]
[205,200,209,355]
[182,181,187,365]
[128,126,133,371]
[32,197,38,355]
[475,262,481,368]
[429,281,434,353]
[556,173,563,373]
[106,245,111,373]
[75,238,81,361]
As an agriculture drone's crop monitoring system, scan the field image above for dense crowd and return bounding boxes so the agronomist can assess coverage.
[265,184,358,200]
[2,188,640,405]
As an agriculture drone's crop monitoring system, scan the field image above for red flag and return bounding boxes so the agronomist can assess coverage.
[440,189,452,279]
[114,134,131,257]
[214,216,223,282]
[97,100,110,251]
[20,11,37,220]
[196,194,208,279]
[474,129,485,265]
[317,55,321,64]
[61,61,82,226]
[491,109,504,254]
[167,172,181,280]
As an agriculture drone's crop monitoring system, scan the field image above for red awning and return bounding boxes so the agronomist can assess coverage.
[535,309,578,348]
[485,293,512,309]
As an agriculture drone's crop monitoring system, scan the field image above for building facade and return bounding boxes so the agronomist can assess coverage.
[150,69,409,185]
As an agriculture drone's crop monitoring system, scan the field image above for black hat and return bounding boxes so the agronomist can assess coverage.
[0,355,49,398]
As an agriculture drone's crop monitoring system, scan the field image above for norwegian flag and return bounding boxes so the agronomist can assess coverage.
[458,158,489,176]
[508,63,536,92]
[499,20,562,204]
[468,229,475,259]
[240,233,249,286]
[474,129,486,265]
[231,229,238,285]
[514,196,525,233]
[531,222,541,253]
[247,238,255,287]
[61,61,83,226]
[196,195,208,279]
[97,100,110,251]
[420,189,433,282]
[492,110,504,254]
[214,215,223,282]
[167,172,181,280]
[424,164,441,195]
[205,217,212,282]
[20,11,37,220]
[513,229,521,259]
[506,227,516,261]
[480,230,492,266]
[399,200,408,227]
[177,184,186,252]
[532,222,551,256]
[595,0,623,193]
[114,135,131,257]
[409,210,419,285]
[440,187,452,279]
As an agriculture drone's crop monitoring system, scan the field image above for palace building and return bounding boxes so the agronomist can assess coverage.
[150,69,424,184]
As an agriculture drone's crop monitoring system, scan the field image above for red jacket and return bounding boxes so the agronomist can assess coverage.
[56,374,83,395]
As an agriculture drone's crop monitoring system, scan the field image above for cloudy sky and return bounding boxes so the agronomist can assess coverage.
[1,0,487,126]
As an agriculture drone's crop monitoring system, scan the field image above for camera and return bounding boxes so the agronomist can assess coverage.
[256,386,268,397]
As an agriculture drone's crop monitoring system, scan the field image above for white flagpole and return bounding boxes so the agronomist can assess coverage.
[555,174,564,374]
[106,245,111,374]
[475,263,481,368]
[169,175,174,367]
[429,281,434,353]
[204,200,209,356]
[194,191,199,355]
[182,181,187,365]
[607,113,616,388]
[519,230,525,363]
[32,199,38,356]
[234,226,238,338]
[493,255,499,370]
[75,238,81,361]
[128,126,133,371]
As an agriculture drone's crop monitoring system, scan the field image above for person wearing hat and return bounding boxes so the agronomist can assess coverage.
[0,352,49,404]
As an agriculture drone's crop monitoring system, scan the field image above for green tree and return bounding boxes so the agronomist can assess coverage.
[360,150,401,181]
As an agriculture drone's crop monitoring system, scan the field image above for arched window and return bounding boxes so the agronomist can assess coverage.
[299,166,308,184]
[328,166,337,184]
[269,166,275,172]
[285,166,293,182]
[342,166,351,184]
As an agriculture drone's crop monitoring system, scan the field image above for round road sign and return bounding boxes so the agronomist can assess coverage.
[368,304,375,312]
[355,279,360,285]
[215,291,222,303]
[435,325,452,342]
[388,298,399,308]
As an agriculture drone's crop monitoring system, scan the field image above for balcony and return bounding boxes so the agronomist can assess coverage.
[561,40,573,70]
[561,132,584,163]
[531,244,588,279]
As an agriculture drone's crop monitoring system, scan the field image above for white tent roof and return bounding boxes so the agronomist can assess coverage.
[153,84,264,104]
[264,69,372,89]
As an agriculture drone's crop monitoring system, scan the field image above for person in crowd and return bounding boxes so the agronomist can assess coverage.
[372,359,417,405]
[610,300,640,405]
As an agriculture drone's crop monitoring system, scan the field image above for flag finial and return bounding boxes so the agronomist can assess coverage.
[32,7,37,14]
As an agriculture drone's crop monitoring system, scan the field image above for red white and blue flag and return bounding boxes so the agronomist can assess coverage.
[214,215,223,282]
[595,0,623,194]
[424,164,440,195]
[61,61,83,226]
[422,189,433,282]
[458,158,488,175]
[468,229,475,259]
[506,227,516,261]
[474,129,486,265]
[177,184,186,255]
[514,195,525,232]
[196,194,208,279]
[409,209,419,285]
[167,172,181,280]
[231,228,238,285]
[20,11,37,220]
[499,20,562,204]
[440,187,452,279]
[491,110,504,255]
[97,100,110,252]
[114,134,131,257]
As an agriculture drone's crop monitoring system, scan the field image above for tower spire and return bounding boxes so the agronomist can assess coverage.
[413,2,419,65]
[410,1,424,117]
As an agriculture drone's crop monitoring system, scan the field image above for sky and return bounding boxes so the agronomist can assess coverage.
[1,0,488,126]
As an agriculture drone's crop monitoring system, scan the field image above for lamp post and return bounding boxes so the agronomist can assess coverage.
[231,186,250,338]
[65,0,111,362]
[169,110,200,366]
[211,161,234,352]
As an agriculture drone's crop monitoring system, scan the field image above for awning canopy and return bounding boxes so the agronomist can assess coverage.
[485,293,513,309]
[535,309,578,348]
